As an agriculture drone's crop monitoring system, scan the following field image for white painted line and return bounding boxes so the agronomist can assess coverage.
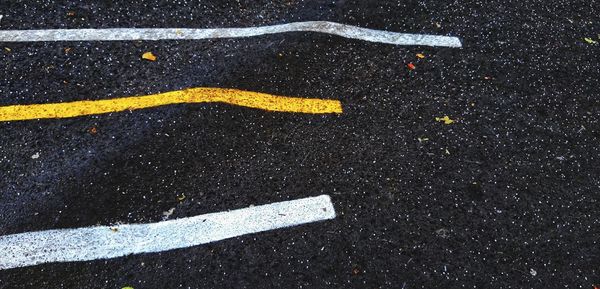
[0,21,462,47]
[0,195,335,270]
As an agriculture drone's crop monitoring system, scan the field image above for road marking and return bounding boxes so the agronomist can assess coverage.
[0,195,335,270]
[0,87,342,122]
[0,21,462,47]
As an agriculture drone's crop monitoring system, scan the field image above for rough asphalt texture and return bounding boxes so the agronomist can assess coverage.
[0,0,599,288]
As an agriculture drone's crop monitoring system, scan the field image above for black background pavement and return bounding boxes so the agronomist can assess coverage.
[1,0,599,288]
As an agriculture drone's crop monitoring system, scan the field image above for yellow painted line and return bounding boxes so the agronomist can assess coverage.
[0,87,342,122]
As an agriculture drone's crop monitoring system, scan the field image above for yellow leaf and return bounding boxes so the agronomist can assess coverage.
[416,53,425,59]
[122,287,134,289]
[435,116,455,124]
[584,37,598,44]
[4,47,11,52]
[142,52,157,61]
[177,193,186,201]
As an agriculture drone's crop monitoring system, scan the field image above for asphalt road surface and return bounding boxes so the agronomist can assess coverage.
[1,1,599,288]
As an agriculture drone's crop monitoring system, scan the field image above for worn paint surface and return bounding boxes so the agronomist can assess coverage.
[0,195,335,270]
[0,21,462,47]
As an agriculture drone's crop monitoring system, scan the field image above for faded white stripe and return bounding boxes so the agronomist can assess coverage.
[0,21,462,47]
[0,195,335,270]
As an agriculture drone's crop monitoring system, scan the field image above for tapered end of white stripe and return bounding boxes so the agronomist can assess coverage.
[314,194,336,219]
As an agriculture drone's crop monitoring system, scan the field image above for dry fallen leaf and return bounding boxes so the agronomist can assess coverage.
[584,37,598,44]
[435,116,455,124]
[407,63,416,70]
[416,53,425,59]
[4,47,11,52]
[142,51,157,61]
